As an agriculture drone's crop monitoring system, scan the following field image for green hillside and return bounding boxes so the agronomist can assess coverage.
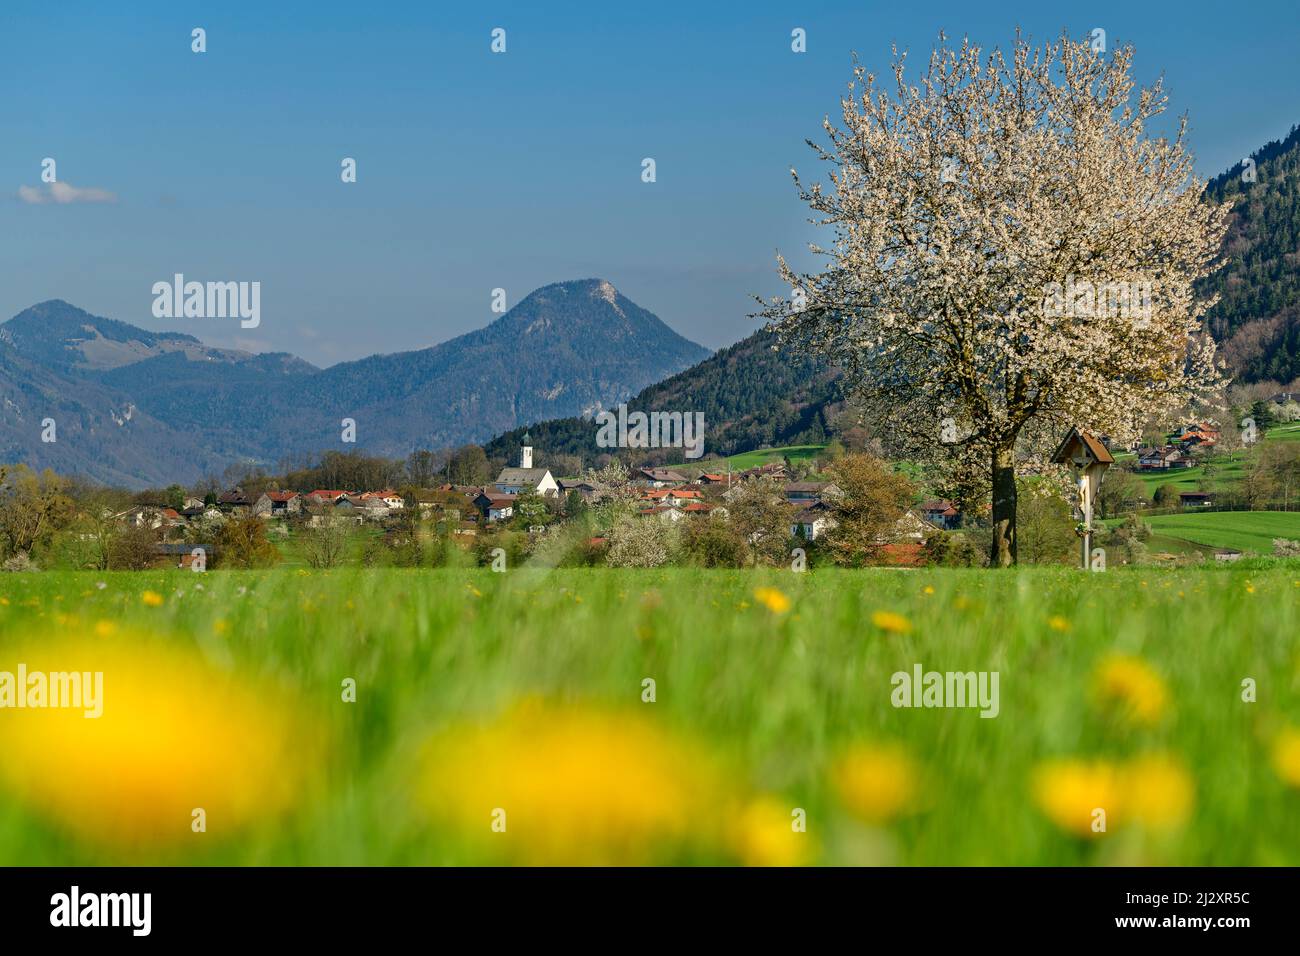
[1129,511,1300,554]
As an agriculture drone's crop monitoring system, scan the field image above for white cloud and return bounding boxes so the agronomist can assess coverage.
[17,182,117,204]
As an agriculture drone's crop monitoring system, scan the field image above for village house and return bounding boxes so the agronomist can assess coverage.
[475,491,518,523]
[783,481,842,504]
[919,499,961,530]
[217,489,254,512]
[358,489,404,509]
[637,467,688,487]
[252,491,301,518]
[639,488,704,508]
[697,472,728,486]
[791,500,836,540]
[557,479,598,501]
[1137,447,1191,471]
[304,489,351,506]
[493,434,559,496]
[1179,491,1214,509]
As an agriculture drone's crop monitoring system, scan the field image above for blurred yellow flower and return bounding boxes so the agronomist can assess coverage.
[831,744,918,824]
[1048,616,1071,632]
[1124,753,1194,829]
[1032,759,1121,838]
[730,796,815,866]
[1271,728,1300,788]
[871,611,912,635]
[417,701,725,864]
[1092,654,1168,726]
[922,585,935,595]
[93,620,116,638]
[1033,754,1194,837]
[140,591,164,607]
[0,632,321,849]
[753,587,791,615]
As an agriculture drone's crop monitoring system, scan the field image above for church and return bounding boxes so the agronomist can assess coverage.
[493,433,559,497]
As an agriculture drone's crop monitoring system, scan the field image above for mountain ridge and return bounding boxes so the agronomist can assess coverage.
[0,280,709,486]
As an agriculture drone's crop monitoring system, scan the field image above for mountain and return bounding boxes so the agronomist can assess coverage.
[0,281,708,486]
[484,327,842,466]
[1202,124,1300,382]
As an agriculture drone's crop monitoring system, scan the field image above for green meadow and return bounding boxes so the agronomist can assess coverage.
[2,565,1299,866]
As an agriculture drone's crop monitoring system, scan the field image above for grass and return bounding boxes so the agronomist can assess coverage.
[1134,511,1300,554]
[663,443,827,472]
[2,565,1300,866]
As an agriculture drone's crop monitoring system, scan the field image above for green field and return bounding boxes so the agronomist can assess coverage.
[1113,511,1300,554]
[2,566,1299,866]
[668,443,827,472]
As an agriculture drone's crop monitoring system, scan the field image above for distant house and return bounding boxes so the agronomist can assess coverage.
[637,467,688,487]
[1138,447,1188,471]
[182,496,206,510]
[1179,491,1214,508]
[475,491,518,522]
[791,501,836,540]
[640,505,688,524]
[493,433,559,497]
[919,499,961,530]
[217,489,254,511]
[359,489,404,509]
[115,505,178,529]
[737,461,790,483]
[697,472,728,486]
[890,509,933,543]
[639,488,704,508]
[304,489,351,506]
[783,481,842,504]
[253,491,301,518]
[557,479,598,501]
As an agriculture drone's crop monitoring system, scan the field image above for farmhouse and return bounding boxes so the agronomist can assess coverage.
[784,481,842,504]
[791,500,836,540]
[253,491,301,518]
[919,499,961,530]
[1179,491,1214,508]
[476,491,518,522]
[637,467,689,487]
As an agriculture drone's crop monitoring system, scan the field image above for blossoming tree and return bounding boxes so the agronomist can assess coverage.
[765,33,1231,565]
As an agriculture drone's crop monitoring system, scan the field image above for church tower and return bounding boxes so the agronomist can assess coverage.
[520,432,533,469]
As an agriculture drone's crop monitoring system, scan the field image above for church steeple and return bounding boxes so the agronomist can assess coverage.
[520,432,533,469]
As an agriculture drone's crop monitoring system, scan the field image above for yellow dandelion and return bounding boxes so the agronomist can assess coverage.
[416,701,726,864]
[871,610,912,635]
[1271,728,1300,788]
[922,585,935,595]
[93,620,116,638]
[1032,759,1122,838]
[753,587,791,615]
[0,632,322,849]
[212,619,229,635]
[831,744,918,824]
[730,796,815,867]
[0,596,8,606]
[1124,753,1194,829]
[1048,615,1071,632]
[1092,654,1168,726]
[140,590,164,607]
[1245,581,1256,594]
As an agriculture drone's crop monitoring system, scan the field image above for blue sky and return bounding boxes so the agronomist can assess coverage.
[2,1,1297,366]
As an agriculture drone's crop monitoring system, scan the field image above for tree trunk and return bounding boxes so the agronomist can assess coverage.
[990,444,1017,567]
